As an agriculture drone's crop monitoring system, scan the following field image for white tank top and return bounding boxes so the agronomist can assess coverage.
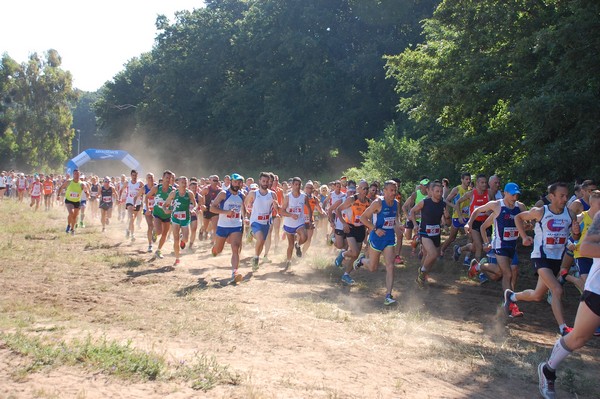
[531,205,572,260]
[283,192,306,229]
[585,258,600,295]
[334,194,347,230]
[126,181,143,206]
[249,190,274,225]
[217,191,244,228]
[31,182,42,196]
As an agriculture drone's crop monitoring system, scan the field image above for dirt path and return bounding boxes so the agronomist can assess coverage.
[0,204,598,398]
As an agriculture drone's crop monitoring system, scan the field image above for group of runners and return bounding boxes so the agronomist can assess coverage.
[4,167,599,398]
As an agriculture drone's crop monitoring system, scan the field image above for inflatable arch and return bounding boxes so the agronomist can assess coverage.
[65,149,141,175]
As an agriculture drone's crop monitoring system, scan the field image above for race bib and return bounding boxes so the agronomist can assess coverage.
[257,213,270,221]
[69,192,80,199]
[426,224,441,236]
[546,236,567,246]
[102,196,112,203]
[383,217,396,228]
[173,211,187,220]
[156,199,165,208]
[503,227,518,241]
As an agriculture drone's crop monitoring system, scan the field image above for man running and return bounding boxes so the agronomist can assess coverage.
[187,178,204,251]
[147,170,174,259]
[143,173,156,253]
[200,175,221,243]
[164,176,196,266]
[280,177,312,268]
[211,173,247,283]
[503,182,580,335]
[124,169,144,242]
[355,180,402,305]
[56,169,89,235]
[245,172,279,270]
[29,175,42,211]
[454,174,490,263]
[99,176,117,232]
[440,172,471,257]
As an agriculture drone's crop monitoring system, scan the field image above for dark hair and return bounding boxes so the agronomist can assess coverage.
[163,170,173,177]
[131,169,138,174]
[460,172,471,179]
[383,180,398,189]
[259,172,270,180]
[581,180,597,189]
[548,182,568,194]
[292,177,302,184]
[476,174,486,181]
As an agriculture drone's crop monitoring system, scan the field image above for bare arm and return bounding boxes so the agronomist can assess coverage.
[580,212,600,258]
[515,207,545,246]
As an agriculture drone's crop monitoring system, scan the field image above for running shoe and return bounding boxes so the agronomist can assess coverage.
[334,250,344,268]
[262,256,271,263]
[468,258,479,278]
[353,253,365,270]
[557,269,568,286]
[131,234,135,242]
[416,268,428,288]
[479,257,488,265]
[295,242,302,257]
[594,327,600,337]
[478,272,489,285]
[152,232,157,242]
[546,291,553,305]
[180,240,186,250]
[453,244,460,261]
[102,227,106,232]
[538,362,556,399]
[394,255,404,265]
[71,229,75,236]
[502,289,515,317]
[147,245,153,253]
[232,271,243,284]
[284,260,292,269]
[126,229,130,238]
[463,256,470,268]
[509,303,524,318]
[174,258,181,266]
[561,326,573,336]
[155,249,164,259]
[252,256,259,272]
[66,225,71,233]
[384,294,396,306]
[80,222,85,228]
[341,274,355,285]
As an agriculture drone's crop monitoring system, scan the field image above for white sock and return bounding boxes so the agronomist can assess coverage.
[547,337,572,371]
[420,266,426,272]
[510,293,517,302]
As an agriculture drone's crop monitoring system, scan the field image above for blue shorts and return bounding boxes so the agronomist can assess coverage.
[216,226,243,238]
[489,249,518,266]
[368,230,396,252]
[251,222,270,238]
[283,224,304,235]
[576,257,593,275]
[452,218,466,228]
[80,200,87,207]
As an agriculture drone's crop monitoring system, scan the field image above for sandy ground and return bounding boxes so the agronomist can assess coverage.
[0,204,598,398]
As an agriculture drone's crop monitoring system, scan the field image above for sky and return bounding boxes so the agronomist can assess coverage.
[1,0,203,92]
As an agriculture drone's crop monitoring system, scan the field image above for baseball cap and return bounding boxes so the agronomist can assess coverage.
[419,178,430,186]
[231,173,244,182]
[504,182,521,195]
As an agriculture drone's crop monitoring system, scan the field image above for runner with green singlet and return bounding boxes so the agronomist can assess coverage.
[147,170,175,259]
[164,176,196,266]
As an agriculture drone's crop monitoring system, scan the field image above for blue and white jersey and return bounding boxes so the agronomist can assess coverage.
[373,198,398,232]
[491,200,521,249]
[217,190,244,228]
[531,205,572,260]
[249,189,275,225]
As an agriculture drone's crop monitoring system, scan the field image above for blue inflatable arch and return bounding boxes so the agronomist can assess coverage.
[65,149,141,175]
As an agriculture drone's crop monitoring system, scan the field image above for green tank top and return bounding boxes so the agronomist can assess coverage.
[171,189,191,224]
[65,180,83,202]
[152,184,172,218]
[415,189,428,223]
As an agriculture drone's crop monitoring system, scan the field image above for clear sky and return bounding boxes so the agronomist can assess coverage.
[1,0,203,92]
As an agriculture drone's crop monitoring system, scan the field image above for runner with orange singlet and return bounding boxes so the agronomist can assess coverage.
[302,180,325,255]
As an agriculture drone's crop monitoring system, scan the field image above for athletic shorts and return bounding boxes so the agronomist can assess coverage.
[346,224,366,243]
[472,220,484,232]
[100,203,113,210]
[368,230,396,252]
[191,215,198,222]
[44,194,52,199]
[576,257,593,275]
[419,233,441,247]
[452,218,466,228]
[80,200,87,207]
[31,195,40,200]
[126,203,141,212]
[532,258,562,276]
[283,224,304,235]
[334,228,346,238]
[216,226,243,238]
[581,290,600,317]
[251,222,270,238]
[171,217,190,227]
[203,211,218,220]
[304,222,315,230]
[154,215,170,223]
[494,247,516,260]
[64,199,81,209]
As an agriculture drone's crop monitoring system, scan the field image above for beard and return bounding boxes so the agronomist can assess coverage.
[261,184,269,190]
[230,185,240,192]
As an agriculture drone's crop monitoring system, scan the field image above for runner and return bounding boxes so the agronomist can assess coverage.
[280,177,312,268]
[147,170,174,259]
[89,176,100,222]
[163,176,196,266]
[245,172,279,270]
[440,172,471,257]
[99,176,117,232]
[116,174,127,222]
[29,175,42,211]
[454,174,490,264]
[16,173,27,202]
[503,182,580,335]
[411,181,450,287]
[334,179,371,285]
[78,175,89,227]
[302,180,325,255]
[143,173,157,253]
[124,169,144,242]
[355,180,402,305]
[538,212,600,399]
[187,177,204,251]
[56,169,89,235]
[0,171,6,202]
[327,180,347,251]
[200,175,221,244]
[211,173,246,283]
[402,178,430,255]
[466,183,527,316]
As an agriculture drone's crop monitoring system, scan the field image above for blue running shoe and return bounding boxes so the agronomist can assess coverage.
[478,272,489,284]
[335,250,344,268]
[384,294,396,306]
[341,274,355,285]
[66,225,71,233]
[453,244,460,261]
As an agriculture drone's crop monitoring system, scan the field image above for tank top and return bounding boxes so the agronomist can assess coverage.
[250,190,275,225]
[585,258,600,295]
[217,190,244,228]
[126,181,143,206]
[283,191,306,229]
[451,185,471,219]
[304,194,318,223]
[374,198,398,230]
[206,186,221,210]
[414,189,428,223]
[531,205,572,260]
[348,195,370,226]
[43,180,53,195]
[580,198,590,212]
[144,184,155,212]
[574,211,593,259]
[30,181,41,196]
[65,180,83,202]
[419,198,446,236]
[90,183,99,198]
[152,184,173,219]
[491,199,521,249]
[470,189,489,222]
[100,186,113,207]
[171,189,192,223]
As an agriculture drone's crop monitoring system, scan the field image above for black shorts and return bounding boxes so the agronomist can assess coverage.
[347,224,366,243]
[532,258,562,276]
[126,203,141,212]
[154,215,170,223]
[65,199,81,209]
[191,215,198,222]
[581,290,600,318]
[203,211,218,220]
[304,222,315,230]
[334,229,346,239]
[419,233,441,248]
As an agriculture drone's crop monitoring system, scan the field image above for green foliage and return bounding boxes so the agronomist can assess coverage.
[0,50,77,171]
[384,0,600,191]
